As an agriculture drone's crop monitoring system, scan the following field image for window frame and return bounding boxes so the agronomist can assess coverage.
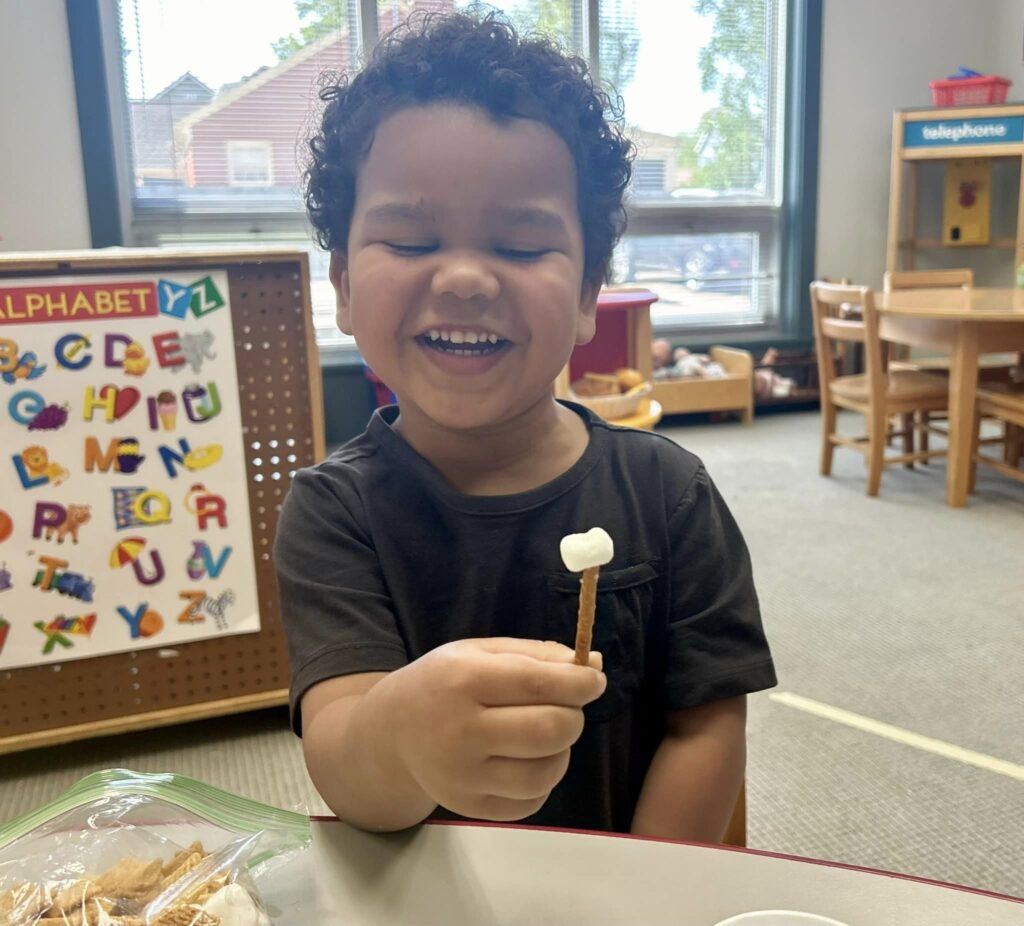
[68,0,820,356]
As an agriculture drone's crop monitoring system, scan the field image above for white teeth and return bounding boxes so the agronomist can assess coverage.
[423,329,504,345]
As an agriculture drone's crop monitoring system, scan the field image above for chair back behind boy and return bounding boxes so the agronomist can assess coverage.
[883,269,973,366]
[883,269,1023,381]
[882,268,973,292]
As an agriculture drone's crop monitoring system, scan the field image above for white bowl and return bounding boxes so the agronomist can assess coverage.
[713,912,850,926]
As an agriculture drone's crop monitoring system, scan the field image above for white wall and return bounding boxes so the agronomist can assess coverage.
[816,0,1014,288]
[0,0,91,252]
[993,0,1024,90]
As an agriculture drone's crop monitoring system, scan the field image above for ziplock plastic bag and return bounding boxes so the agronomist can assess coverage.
[0,769,313,925]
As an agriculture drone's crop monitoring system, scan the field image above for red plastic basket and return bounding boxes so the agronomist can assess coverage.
[929,75,1010,106]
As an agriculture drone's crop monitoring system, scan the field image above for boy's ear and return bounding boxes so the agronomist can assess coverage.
[329,251,353,335]
[575,280,600,346]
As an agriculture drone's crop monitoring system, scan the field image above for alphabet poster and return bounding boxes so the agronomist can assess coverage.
[0,271,260,669]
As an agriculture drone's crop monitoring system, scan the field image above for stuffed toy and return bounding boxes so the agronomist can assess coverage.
[651,338,726,379]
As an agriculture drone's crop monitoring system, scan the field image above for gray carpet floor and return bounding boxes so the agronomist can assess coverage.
[1,410,1021,898]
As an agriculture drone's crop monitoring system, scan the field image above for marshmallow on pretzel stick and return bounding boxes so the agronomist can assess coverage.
[559,527,614,665]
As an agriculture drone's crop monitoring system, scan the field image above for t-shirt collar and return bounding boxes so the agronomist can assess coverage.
[368,401,607,515]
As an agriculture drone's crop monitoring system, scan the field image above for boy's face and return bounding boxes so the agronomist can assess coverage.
[331,103,597,433]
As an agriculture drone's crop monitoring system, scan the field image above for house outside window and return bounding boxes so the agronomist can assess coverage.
[227,141,274,187]
[632,158,668,195]
[107,0,796,353]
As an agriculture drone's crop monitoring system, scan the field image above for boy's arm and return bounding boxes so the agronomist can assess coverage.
[303,671,438,831]
[301,638,606,832]
[629,695,746,842]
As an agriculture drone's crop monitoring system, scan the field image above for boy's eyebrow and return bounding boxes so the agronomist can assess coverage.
[490,206,568,233]
[362,202,569,233]
[363,202,435,223]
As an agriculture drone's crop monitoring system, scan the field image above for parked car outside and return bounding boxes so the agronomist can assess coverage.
[611,233,756,291]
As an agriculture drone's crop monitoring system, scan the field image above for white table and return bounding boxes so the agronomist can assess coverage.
[311,819,1023,925]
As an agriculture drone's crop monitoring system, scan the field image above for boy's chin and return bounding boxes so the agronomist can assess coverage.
[402,394,559,434]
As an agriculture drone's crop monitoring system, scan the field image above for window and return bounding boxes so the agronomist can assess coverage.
[95,0,805,352]
[600,0,787,336]
[227,141,273,186]
[632,159,667,195]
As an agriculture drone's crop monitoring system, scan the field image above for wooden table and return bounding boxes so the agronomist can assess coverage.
[311,818,1024,924]
[876,287,1024,507]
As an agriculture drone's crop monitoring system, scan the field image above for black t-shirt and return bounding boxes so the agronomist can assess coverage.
[273,402,776,832]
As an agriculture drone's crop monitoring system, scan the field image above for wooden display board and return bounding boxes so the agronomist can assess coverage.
[886,103,1024,276]
[0,248,325,754]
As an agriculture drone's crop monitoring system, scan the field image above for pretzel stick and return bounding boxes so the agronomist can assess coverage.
[574,565,600,665]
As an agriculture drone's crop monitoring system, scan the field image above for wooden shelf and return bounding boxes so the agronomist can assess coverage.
[887,104,1024,275]
[899,238,1017,250]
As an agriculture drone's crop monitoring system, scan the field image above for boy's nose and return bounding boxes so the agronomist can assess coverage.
[430,254,500,302]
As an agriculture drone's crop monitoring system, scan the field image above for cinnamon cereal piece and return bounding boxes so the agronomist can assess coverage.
[35,907,89,926]
[40,914,145,926]
[180,875,228,907]
[0,881,51,923]
[160,851,205,890]
[37,907,145,926]
[95,856,163,901]
[150,905,222,926]
[162,842,206,877]
[49,877,103,912]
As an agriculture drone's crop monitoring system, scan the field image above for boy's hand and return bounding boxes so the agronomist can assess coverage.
[388,638,606,821]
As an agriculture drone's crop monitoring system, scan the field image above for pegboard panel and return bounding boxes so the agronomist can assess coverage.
[0,249,325,753]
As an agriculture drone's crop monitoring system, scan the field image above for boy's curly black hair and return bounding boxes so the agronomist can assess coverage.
[305,11,634,287]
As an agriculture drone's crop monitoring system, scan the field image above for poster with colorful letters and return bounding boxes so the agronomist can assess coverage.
[0,271,260,670]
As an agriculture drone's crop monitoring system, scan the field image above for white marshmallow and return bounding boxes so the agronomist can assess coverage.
[201,883,271,926]
[560,527,614,572]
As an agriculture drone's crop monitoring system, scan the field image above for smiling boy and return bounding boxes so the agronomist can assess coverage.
[274,12,776,839]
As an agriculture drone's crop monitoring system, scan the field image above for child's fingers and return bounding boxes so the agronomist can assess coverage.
[478,705,585,758]
[465,793,550,823]
[478,751,572,801]
[475,637,603,670]
[475,637,577,662]
[475,652,606,708]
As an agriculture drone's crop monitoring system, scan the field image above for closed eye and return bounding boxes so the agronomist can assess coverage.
[496,247,550,261]
[385,242,436,255]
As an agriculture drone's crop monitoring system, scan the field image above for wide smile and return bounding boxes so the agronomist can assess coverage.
[415,327,512,356]
[413,327,513,375]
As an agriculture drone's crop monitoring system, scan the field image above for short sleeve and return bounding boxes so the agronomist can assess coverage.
[273,466,408,734]
[663,465,776,708]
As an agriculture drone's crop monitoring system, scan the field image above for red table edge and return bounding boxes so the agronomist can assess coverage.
[309,815,1024,905]
[596,289,659,311]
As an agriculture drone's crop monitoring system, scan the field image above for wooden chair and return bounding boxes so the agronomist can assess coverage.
[971,383,1024,489]
[883,269,973,365]
[884,269,1021,375]
[883,268,973,290]
[884,269,1021,458]
[810,282,949,496]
